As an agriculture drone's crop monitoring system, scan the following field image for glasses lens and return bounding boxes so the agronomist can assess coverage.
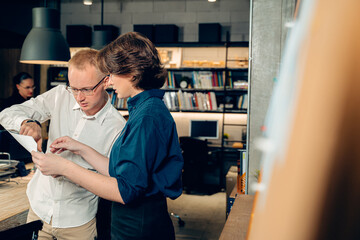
[66,86,77,95]
[21,85,35,90]
[66,86,94,96]
[82,89,94,96]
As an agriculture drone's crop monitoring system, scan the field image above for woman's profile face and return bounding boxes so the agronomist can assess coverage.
[108,74,143,99]
[17,78,35,99]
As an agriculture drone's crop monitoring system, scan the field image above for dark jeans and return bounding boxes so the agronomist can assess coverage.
[111,195,175,240]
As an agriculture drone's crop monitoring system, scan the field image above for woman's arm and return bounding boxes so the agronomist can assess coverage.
[50,136,110,176]
[31,151,124,204]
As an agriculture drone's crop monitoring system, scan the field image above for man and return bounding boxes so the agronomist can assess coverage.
[0,49,126,240]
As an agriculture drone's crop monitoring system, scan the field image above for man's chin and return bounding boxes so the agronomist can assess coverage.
[79,103,89,110]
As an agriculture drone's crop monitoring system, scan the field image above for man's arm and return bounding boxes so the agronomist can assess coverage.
[0,87,57,150]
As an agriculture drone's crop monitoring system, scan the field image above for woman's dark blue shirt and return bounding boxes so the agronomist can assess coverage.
[109,89,184,204]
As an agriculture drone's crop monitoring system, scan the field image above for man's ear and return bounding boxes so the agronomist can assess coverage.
[104,76,111,88]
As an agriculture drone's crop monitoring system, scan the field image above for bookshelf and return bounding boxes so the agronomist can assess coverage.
[160,43,248,114]
[162,67,248,113]
[109,43,249,114]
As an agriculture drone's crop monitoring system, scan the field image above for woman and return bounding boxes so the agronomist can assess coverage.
[32,32,184,240]
[0,72,35,112]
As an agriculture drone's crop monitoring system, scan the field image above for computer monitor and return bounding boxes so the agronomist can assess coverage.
[189,120,219,140]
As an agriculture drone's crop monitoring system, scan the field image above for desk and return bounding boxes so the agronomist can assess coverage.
[219,194,255,240]
[0,164,33,231]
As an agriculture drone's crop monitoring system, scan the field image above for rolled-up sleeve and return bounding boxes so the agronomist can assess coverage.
[0,86,59,130]
[109,115,183,204]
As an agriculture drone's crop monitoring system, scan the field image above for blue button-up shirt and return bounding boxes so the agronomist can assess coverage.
[109,89,184,204]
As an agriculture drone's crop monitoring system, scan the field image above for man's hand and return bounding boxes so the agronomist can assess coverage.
[20,120,43,152]
[31,151,69,177]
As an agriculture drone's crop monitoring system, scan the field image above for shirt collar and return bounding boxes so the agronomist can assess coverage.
[71,96,112,125]
[127,89,164,112]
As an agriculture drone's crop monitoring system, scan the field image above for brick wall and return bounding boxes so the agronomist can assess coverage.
[60,0,250,42]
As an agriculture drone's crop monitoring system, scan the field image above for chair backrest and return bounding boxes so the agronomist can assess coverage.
[0,220,43,240]
[179,137,210,193]
[179,136,208,165]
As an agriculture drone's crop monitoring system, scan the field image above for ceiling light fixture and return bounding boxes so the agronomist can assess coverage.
[91,0,114,50]
[20,7,70,65]
[208,0,217,2]
[83,0,93,6]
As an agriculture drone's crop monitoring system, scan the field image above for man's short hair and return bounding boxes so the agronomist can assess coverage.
[68,49,99,71]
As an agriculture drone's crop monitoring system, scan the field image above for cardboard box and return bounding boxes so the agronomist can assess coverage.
[226,165,238,197]
[134,24,154,42]
[154,24,178,43]
[226,166,238,217]
[199,23,222,43]
[66,25,92,47]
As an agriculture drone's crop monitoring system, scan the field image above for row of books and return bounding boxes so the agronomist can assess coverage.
[108,89,247,111]
[237,94,248,109]
[165,70,244,89]
[163,90,218,111]
[192,71,224,89]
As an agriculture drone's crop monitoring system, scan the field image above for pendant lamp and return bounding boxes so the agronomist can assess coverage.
[91,27,114,50]
[20,7,70,65]
[91,0,115,50]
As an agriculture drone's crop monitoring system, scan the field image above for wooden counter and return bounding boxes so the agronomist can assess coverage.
[0,165,33,231]
[219,194,255,240]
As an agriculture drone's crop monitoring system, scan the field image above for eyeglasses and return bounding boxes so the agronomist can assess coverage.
[19,85,36,90]
[66,75,108,96]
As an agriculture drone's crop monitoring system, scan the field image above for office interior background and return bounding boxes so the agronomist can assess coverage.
[0,0,254,190]
[2,0,358,239]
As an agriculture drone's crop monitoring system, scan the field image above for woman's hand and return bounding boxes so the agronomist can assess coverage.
[31,151,70,177]
[50,136,85,155]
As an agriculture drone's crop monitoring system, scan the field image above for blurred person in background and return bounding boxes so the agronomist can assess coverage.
[0,72,35,112]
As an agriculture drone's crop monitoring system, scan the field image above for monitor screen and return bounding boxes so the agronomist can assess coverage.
[189,120,219,140]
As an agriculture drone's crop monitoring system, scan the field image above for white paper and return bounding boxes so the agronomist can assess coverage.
[7,130,38,153]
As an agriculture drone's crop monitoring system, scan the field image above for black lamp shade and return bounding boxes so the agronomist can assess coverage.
[91,25,119,50]
[20,8,70,65]
[91,30,112,50]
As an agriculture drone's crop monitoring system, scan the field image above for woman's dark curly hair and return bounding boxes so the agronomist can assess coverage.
[97,32,167,90]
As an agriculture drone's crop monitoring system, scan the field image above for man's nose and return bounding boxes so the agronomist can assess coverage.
[76,92,86,101]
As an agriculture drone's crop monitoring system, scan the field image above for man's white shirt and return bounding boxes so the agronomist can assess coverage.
[0,85,126,228]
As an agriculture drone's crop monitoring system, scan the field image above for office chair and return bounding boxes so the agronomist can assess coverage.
[179,136,210,194]
[168,137,210,228]
[0,220,43,240]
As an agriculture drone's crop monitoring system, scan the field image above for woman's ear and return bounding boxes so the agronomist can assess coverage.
[16,84,21,91]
